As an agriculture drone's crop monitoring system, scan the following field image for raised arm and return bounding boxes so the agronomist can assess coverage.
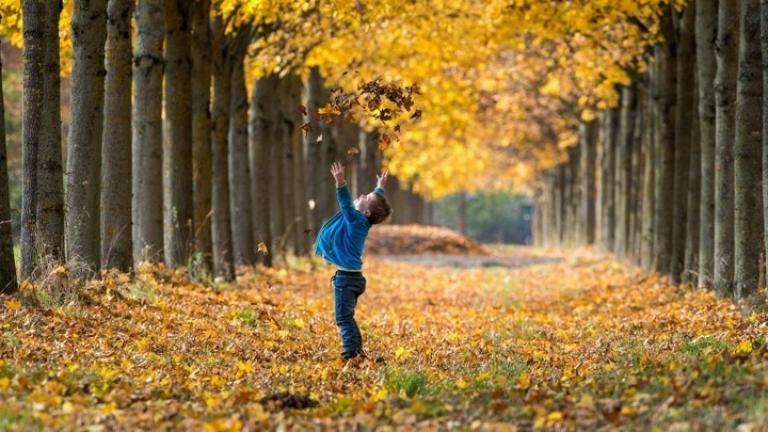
[374,168,388,195]
[330,162,358,223]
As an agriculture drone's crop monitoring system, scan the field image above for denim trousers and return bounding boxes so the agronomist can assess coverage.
[332,270,366,357]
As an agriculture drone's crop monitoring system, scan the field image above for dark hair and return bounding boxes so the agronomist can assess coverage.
[368,194,393,225]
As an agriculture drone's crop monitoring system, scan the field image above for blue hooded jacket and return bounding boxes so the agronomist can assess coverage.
[314,184,385,271]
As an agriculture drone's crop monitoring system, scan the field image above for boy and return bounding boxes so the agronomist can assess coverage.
[314,162,393,361]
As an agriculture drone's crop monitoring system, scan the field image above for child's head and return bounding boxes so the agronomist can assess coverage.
[354,192,393,225]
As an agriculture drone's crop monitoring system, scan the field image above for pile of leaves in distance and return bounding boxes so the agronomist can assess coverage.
[366,224,489,256]
[1,246,768,430]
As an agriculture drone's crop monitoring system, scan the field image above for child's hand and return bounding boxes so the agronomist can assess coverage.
[377,169,389,188]
[330,162,346,186]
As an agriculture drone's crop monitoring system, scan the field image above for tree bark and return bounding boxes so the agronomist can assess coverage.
[685,83,702,286]
[616,85,637,256]
[288,75,309,255]
[697,0,718,288]
[210,18,234,279]
[133,0,165,263]
[0,42,18,293]
[101,0,134,271]
[458,192,467,235]
[734,0,763,299]
[761,0,768,295]
[580,120,597,245]
[304,67,325,236]
[653,15,678,275]
[228,50,255,266]
[250,75,277,266]
[163,0,193,268]
[66,0,107,270]
[37,1,65,269]
[671,2,696,284]
[21,0,43,279]
[191,0,213,270]
[714,0,739,296]
[600,109,619,252]
[641,71,656,270]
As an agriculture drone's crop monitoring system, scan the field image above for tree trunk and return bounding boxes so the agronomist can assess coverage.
[653,15,678,275]
[600,109,619,252]
[641,71,656,270]
[190,0,213,270]
[616,85,637,256]
[66,0,107,270]
[278,76,300,255]
[761,0,768,295]
[580,120,597,244]
[685,83,702,286]
[734,0,763,299]
[36,1,66,270]
[228,52,255,266]
[697,0,718,288]
[133,0,165,263]
[163,0,193,268]
[288,76,309,255]
[670,2,696,284]
[250,75,277,266]
[304,67,325,237]
[101,0,133,271]
[210,18,234,279]
[270,109,286,259]
[714,0,739,296]
[629,89,645,262]
[0,42,18,293]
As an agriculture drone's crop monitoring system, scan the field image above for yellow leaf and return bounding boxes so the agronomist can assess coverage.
[547,411,564,423]
[394,346,410,360]
[455,378,468,390]
[4,298,20,311]
[517,372,530,389]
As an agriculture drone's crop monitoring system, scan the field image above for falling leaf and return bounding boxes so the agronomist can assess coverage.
[298,104,308,116]
[300,122,311,133]
[347,147,360,156]
[257,242,269,255]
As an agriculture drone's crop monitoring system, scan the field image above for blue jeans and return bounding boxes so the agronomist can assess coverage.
[332,270,366,357]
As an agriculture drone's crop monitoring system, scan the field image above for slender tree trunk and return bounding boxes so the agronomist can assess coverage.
[761,0,768,294]
[250,75,276,266]
[101,0,134,271]
[304,67,324,236]
[641,72,656,270]
[191,0,213,270]
[714,0,739,296]
[617,85,637,256]
[270,109,286,258]
[654,15,678,275]
[697,0,718,288]
[66,0,107,270]
[288,76,310,255]
[228,52,255,266]
[21,0,43,279]
[600,109,619,252]
[133,0,165,263]
[279,76,299,254]
[671,2,696,284]
[210,18,234,279]
[629,89,645,262]
[580,120,597,244]
[685,85,702,286]
[0,43,18,293]
[37,1,65,270]
[163,0,193,268]
[734,0,763,299]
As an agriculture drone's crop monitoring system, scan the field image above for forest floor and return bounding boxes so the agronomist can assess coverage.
[2,245,768,431]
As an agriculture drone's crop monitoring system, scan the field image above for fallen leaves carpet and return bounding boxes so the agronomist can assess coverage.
[1,248,767,431]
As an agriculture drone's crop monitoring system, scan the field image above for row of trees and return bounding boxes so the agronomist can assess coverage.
[533,0,767,301]
[0,0,431,294]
